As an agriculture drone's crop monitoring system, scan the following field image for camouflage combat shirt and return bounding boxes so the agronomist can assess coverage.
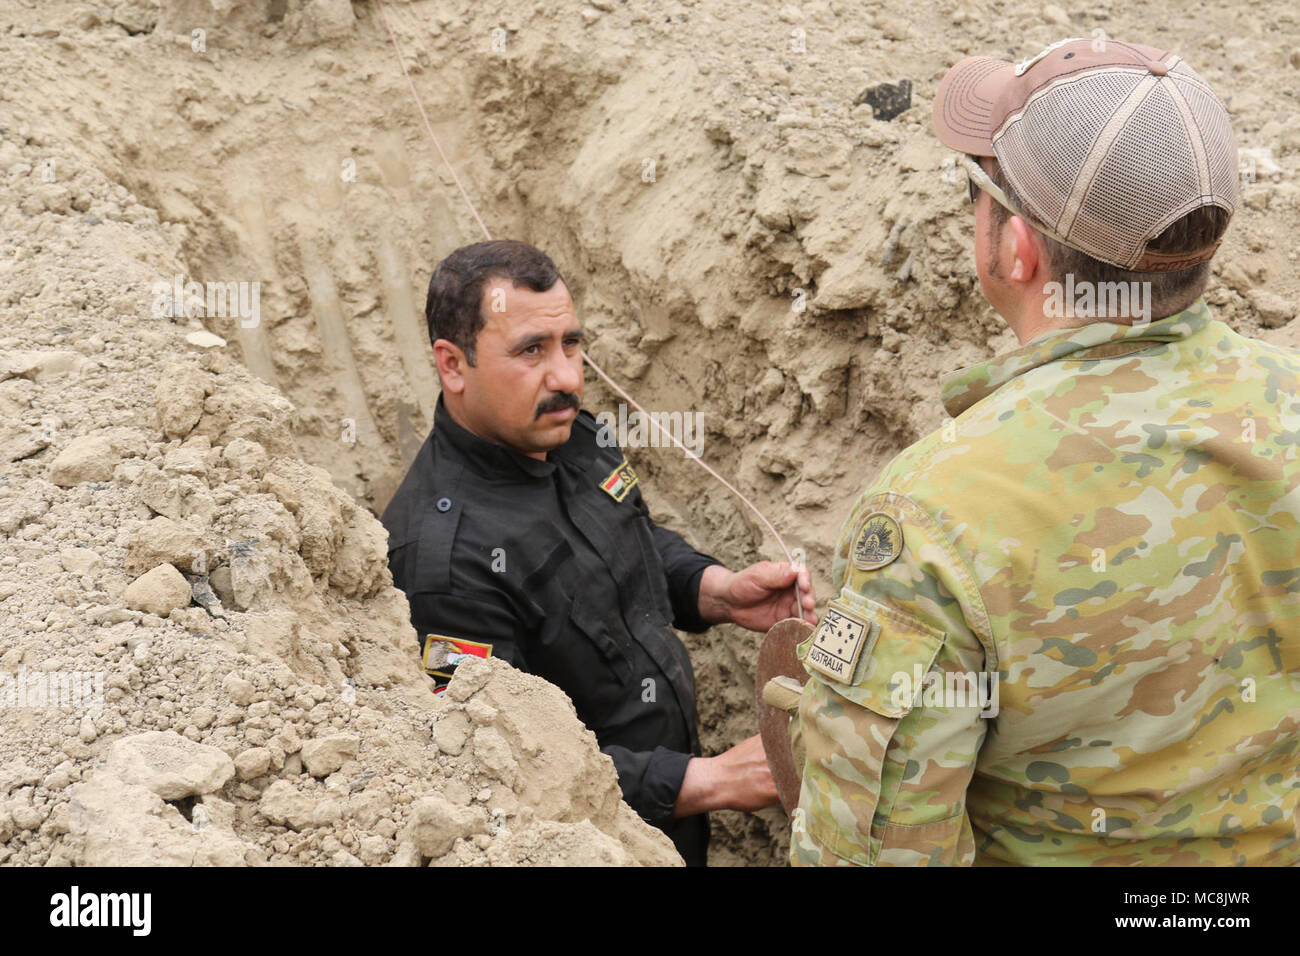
[791,299,1300,866]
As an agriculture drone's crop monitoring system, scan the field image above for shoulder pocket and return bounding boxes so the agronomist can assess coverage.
[794,591,946,866]
[798,591,945,719]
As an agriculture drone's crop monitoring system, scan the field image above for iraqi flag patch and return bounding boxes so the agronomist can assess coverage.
[600,458,639,502]
[422,634,493,693]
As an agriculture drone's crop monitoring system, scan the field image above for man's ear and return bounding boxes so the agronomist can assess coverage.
[1006,216,1043,284]
[433,339,469,394]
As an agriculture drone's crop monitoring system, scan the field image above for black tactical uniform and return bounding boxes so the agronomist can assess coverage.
[381,397,721,866]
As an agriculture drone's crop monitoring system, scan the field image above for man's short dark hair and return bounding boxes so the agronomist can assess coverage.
[425,240,564,365]
[984,158,1231,320]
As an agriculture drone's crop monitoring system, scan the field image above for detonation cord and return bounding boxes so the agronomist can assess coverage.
[373,0,805,616]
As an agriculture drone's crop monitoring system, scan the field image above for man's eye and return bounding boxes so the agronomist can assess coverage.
[522,344,541,355]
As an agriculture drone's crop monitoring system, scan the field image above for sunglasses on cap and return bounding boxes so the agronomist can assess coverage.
[960,154,1115,261]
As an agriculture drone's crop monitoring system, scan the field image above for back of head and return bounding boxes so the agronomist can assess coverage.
[933,38,1237,317]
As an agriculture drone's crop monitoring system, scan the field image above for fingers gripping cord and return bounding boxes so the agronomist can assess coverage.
[373,0,804,612]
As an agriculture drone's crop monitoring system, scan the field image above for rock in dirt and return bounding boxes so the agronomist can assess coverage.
[402,793,487,859]
[155,363,209,439]
[49,434,117,486]
[124,563,192,616]
[107,731,236,800]
[301,734,359,777]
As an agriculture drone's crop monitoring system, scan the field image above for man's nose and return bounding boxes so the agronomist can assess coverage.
[546,350,583,395]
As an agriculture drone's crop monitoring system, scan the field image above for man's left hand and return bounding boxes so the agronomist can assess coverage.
[699,562,817,632]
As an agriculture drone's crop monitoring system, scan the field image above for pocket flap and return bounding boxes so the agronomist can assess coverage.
[566,598,634,684]
[799,592,945,720]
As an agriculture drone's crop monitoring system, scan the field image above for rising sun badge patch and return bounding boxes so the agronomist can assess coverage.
[852,511,903,571]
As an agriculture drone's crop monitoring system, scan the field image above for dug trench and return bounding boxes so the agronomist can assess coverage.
[2,0,1298,866]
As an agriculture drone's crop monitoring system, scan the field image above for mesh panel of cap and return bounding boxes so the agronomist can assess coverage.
[991,61,1236,270]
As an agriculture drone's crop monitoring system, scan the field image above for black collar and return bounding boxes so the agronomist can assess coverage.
[434,395,604,480]
[434,395,556,479]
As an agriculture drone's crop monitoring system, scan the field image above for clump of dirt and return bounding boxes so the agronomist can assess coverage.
[3,0,1298,865]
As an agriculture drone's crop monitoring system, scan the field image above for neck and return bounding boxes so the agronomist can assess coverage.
[1006,282,1167,345]
[442,395,547,461]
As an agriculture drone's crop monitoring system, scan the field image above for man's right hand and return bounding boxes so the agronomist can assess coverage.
[674,733,781,817]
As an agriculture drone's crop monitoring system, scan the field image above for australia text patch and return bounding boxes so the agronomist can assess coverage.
[805,598,874,683]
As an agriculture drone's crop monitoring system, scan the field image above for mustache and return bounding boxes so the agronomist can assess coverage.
[536,392,580,418]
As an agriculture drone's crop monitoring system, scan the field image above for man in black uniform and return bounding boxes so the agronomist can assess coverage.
[381,240,816,866]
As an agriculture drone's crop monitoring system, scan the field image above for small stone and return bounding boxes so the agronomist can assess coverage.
[1249,289,1296,328]
[11,805,43,830]
[402,794,486,859]
[162,445,208,477]
[50,434,117,486]
[234,747,272,781]
[301,734,359,777]
[60,547,102,575]
[79,716,98,743]
[0,762,41,793]
[471,726,518,786]
[222,673,255,706]
[0,422,50,464]
[464,698,498,725]
[97,607,138,625]
[108,730,235,800]
[220,437,268,476]
[313,799,344,826]
[1041,4,1069,26]
[185,330,227,350]
[124,563,191,617]
[296,0,355,43]
[154,363,208,439]
[209,566,236,607]
[431,711,470,756]
[0,349,88,382]
[112,1,157,34]
[259,780,316,830]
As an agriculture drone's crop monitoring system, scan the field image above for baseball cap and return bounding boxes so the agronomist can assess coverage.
[933,38,1237,272]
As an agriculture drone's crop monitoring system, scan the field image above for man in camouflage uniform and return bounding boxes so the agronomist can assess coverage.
[791,38,1300,865]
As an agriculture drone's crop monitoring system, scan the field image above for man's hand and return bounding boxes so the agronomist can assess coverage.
[698,562,817,632]
[675,733,780,817]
